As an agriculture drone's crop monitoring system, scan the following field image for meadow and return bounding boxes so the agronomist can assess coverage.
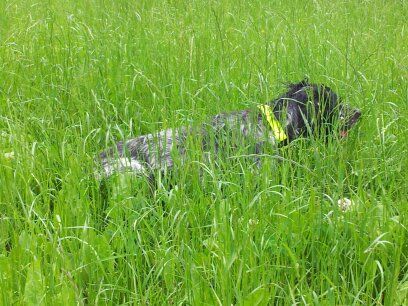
[0,0,407,304]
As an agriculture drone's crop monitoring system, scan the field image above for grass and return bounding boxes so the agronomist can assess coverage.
[0,0,407,304]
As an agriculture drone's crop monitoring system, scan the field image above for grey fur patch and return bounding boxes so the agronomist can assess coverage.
[98,109,273,177]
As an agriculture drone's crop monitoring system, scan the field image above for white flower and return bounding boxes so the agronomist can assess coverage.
[248,218,259,227]
[337,198,354,212]
[4,151,14,160]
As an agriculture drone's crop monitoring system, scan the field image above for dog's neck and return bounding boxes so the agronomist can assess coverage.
[258,104,288,142]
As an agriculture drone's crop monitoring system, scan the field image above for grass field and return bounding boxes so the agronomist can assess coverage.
[1,0,407,304]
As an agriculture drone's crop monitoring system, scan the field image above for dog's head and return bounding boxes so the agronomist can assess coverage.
[272,80,361,142]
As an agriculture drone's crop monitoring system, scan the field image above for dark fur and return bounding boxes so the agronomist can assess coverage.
[98,80,361,177]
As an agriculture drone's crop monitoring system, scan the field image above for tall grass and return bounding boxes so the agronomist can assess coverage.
[0,0,407,304]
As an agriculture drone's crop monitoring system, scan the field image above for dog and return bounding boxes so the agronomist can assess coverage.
[98,80,361,178]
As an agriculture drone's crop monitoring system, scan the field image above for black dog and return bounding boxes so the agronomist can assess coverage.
[98,80,361,177]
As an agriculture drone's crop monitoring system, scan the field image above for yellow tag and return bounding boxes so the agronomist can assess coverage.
[258,104,287,141]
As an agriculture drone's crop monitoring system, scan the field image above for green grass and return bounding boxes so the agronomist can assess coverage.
[1,0,407,304]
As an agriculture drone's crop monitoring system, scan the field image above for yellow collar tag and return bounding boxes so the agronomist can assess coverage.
[258,104,287,142]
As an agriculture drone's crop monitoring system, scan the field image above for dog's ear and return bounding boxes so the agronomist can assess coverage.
[274,100,310,142]
[287,78,310,92]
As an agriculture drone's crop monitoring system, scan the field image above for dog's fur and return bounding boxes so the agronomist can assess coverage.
[98,80,361,177]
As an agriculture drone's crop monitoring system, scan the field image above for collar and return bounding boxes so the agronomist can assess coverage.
[257,104,288,142]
